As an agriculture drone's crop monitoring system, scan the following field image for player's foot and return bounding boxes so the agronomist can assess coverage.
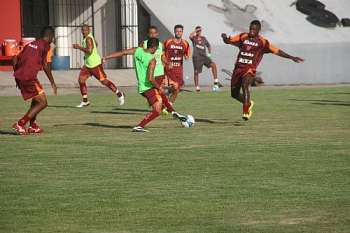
[161,108,169,116]
[217,82,224,88]
[117,92,125,106]
[172,111,187,122]
[27,122,43,134]
[76,101,90,108]
[242,112,250,121]
[196,86,200,92]
[132,126,149,132]
[12,123,27,135]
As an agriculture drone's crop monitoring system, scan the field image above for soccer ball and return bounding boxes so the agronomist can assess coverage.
[212,84,220,92]
[181,115,195,128]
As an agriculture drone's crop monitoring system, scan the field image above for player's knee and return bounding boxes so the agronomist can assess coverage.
[231,89,240,99]
[101,79,108,85]
[78,77,85,84]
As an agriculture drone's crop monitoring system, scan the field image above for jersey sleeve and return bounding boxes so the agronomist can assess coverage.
[228,33,246,46]
[263,39,280,54]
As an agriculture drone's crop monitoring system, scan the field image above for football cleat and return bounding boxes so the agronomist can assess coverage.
[132,126,149,133]
[76,101,90,108]
[171,111,187,122]
[12,123,27,135]
[118,92,125,106]
[27,122,43,134]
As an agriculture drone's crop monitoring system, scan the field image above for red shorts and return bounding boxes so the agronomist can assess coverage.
[79,64,106,81]
[166,68,184,88]
[231,67,256,88]
[142,88,162,106]
[155,75,165,87]
[15,78,45,101]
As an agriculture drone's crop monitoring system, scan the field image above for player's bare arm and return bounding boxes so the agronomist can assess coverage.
[72,37,93,55]
[189,30,196,39]
[147,58,161,91]
[43,61,57,95]
[221,33,230,44]
[103,47,137,61]
[276,50,304,63]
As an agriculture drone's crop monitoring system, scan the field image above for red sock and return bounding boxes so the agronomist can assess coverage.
[103,79,118,93]
[138,110,160,128]
[243,103,250,113]
[18,113,30,126]
[79,82,88,96]
[30,115,37,126]
[160,93,174,112]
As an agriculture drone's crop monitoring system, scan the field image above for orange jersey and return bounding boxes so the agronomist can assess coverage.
[228,33,279,70]
[164,38,190,69]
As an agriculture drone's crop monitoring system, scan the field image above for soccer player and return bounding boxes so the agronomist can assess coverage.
[164,24,190,103]
[222,20,304,120]
[103,26,170,115]
[12,26,57,135]
[189,26,220,92]
[132,38,186,132]
[73,24,125,108]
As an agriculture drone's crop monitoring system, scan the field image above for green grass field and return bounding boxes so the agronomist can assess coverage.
[1,86,350,233]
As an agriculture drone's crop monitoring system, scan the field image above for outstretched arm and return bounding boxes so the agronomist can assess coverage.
[221,33,231,44]
[189,30,196,40]
[73,37,93,55]
[103,47,137,61]
[276,50,304,63]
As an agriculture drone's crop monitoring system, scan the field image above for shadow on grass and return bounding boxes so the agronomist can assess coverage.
[289,99,350,107]
[113,108,149,113]
[91,111,139,115]
[84,123,132,129]
[195,118,243,126]
[0,130,18,135]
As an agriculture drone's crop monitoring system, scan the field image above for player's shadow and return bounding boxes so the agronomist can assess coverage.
[49,105,82,109]
[90,111,139,115]
[0,130,18,135]
[84,123,131,129]
[195,118,239,125]
[113,108,149,113]
[289,99,350,107]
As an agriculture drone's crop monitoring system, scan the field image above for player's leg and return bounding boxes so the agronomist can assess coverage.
[77,67,90,108]
[230,71,243,103]
[169,81,180,103]
[93,65,125,105]
[133,89,162,132]
[14,94,48,134]
[194,69,200,92]
[209,61,220,88]
[242,74,255,120]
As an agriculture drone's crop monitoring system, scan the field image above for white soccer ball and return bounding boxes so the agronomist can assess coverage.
[181,115,195,128]
[212,84,220,92]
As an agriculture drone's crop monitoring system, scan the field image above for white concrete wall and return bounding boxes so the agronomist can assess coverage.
[142,0,350,85]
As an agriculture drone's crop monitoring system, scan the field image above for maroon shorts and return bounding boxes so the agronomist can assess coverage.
[79,64,107,81]
[166,68,184,88]
[15,78,45,101]
[231,67,256,88]
[142,88,162,106]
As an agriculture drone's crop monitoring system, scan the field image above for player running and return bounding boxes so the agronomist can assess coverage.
[164,24,190,103]
[73,24,125,108]
[189,26,221,92]
[12,26,57,135]
[222,20,304,120]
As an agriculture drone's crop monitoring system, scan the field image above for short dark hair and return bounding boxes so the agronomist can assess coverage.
[40,26,54,38]
[174,24,184,31]
[195,26,201,30]
[148,25,158,32]
[250,20,261,29]
[147,38,159,49]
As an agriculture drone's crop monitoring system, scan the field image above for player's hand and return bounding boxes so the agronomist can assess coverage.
[221,33,228,40]
[102,58,107,64]
[51,83,57,96]
[72,44,80,49]
[292,57,304,63]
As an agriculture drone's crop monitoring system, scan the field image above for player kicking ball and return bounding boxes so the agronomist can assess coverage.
[12,26,57,135]
[133,38,188,132]
[73,24,125,108]
[222,20,304,120]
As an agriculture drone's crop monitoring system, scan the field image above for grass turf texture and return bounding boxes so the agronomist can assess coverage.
[0,86,349,233]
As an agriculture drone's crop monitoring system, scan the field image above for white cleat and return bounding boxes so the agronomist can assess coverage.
[76,101,90,108]
[132,126,149,132]
[118,92,125,106]
[171,111,187,122]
